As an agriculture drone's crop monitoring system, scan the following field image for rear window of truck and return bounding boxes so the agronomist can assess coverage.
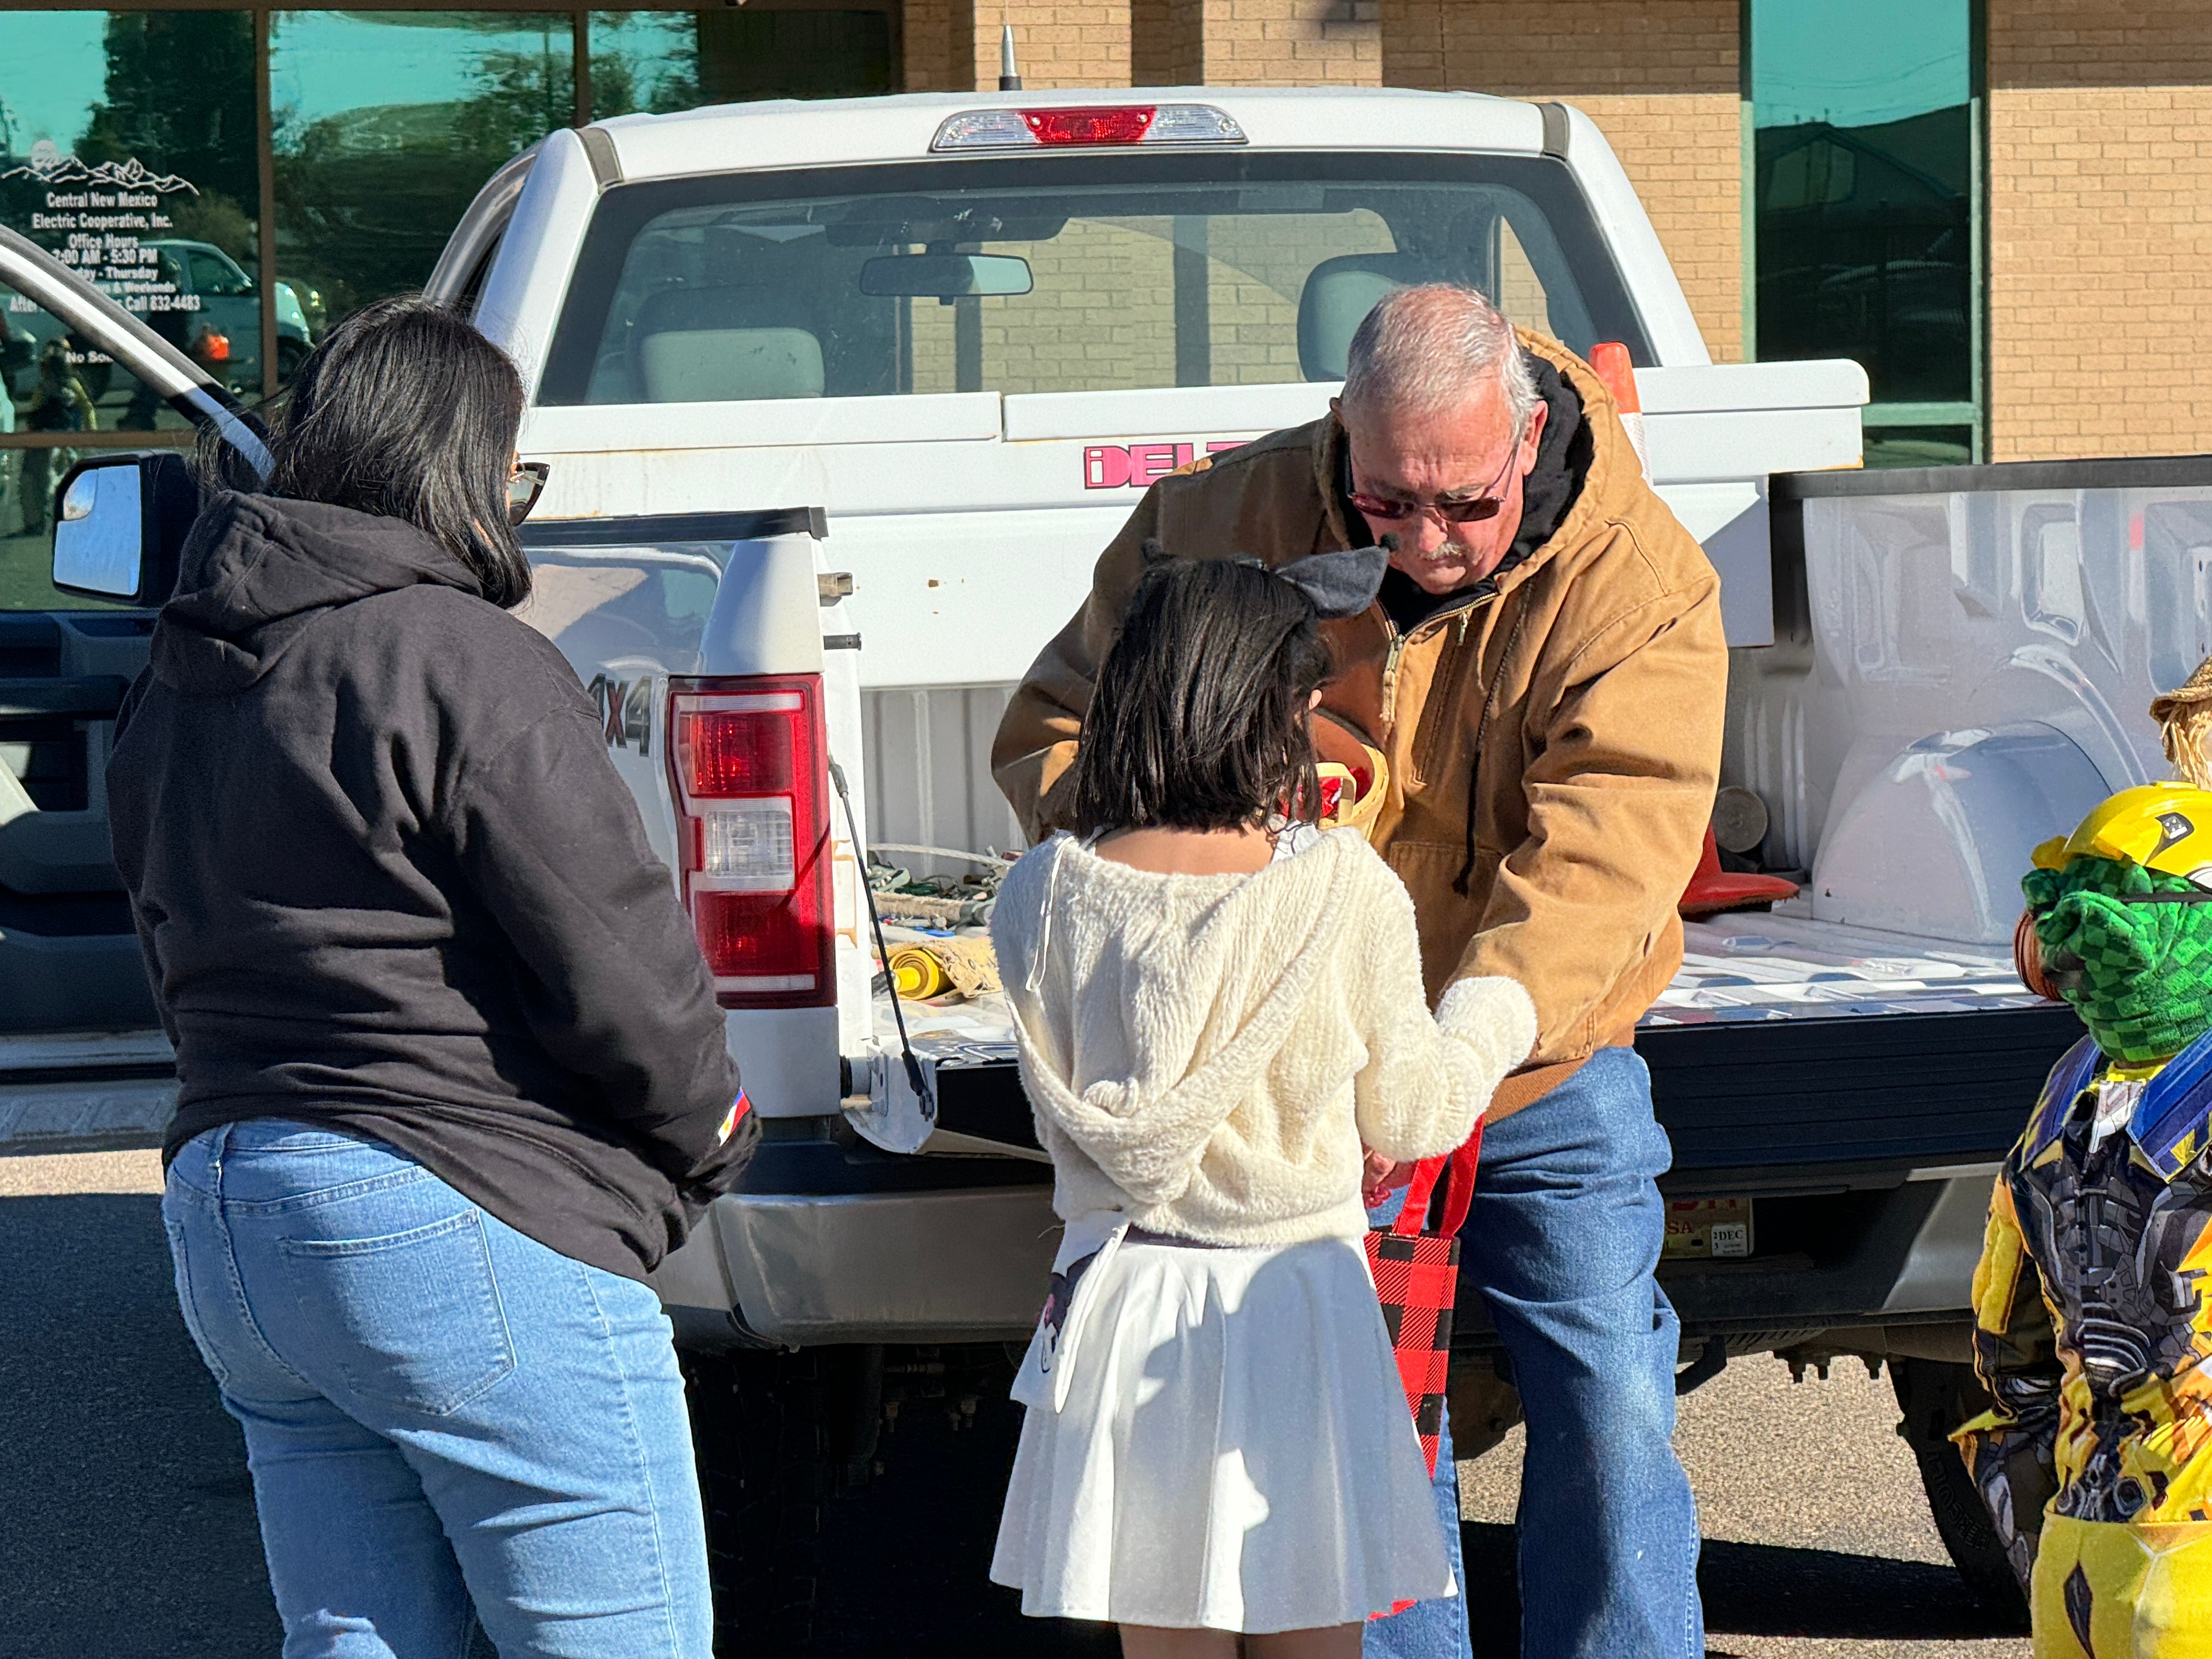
[539,151,1651,407]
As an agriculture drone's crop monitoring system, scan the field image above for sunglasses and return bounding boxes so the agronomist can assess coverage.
[1346,440,1521,529]
[507,460,550,527]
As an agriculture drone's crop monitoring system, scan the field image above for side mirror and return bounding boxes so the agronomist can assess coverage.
[50,451,200,608]
[858,252,1034,300]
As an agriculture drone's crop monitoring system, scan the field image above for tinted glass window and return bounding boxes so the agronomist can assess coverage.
[0,10,261,404]
[270,11,576,357]
[589,9,892,117]
[1750,0,1978,465]
[542,153,1649,406]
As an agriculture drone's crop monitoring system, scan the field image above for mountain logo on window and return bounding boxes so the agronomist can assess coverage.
[1,140,197,195]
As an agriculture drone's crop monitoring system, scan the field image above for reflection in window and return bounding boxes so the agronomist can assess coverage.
[0,279,163,609]
[1750,0,1978,461]
[589,10,892,119]
[0,10,261,408]
[1862,425,1974,470]
[270,12,575,343]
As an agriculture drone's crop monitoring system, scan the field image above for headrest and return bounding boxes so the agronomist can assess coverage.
[1296,254,1435,381]
[631,284,825,402]
[636,327,825,403]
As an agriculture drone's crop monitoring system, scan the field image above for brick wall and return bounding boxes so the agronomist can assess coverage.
[1986,1,2212,459]
[1133,0,1380,87]
[1380,0,1743,362]
[899,208,1401,393]
[911,0,1375,93]
[908,219,1180,393]
[903,0,1131,92]
[1010,0,1135,88]
[1130,0,1178,84]
[900,0,949,90]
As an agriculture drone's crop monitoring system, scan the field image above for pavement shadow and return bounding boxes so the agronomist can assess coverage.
[1460,1520,2013,1651]
[810,1376,1119,1659]
[0,1190,279,1659]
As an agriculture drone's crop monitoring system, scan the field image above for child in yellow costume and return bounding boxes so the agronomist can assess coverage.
[1956,661,2212,1657]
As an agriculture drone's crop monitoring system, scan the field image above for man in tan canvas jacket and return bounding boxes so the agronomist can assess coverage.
[992,287,1725,1659]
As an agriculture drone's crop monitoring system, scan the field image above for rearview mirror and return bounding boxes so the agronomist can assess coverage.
[858,252,1034,300]
[50,451,200,608]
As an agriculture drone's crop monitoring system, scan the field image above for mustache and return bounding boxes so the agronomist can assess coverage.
[1380,531,1480,562]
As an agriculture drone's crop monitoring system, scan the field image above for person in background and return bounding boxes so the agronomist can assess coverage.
[0,321,19,535]
[20,335,95,536]
[107,296,752,1659]
[989,549,1535,1657]
[1957,663,2212,1657]
[994,284,1728,1659]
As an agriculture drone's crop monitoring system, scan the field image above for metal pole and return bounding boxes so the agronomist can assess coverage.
[256,8,277,400]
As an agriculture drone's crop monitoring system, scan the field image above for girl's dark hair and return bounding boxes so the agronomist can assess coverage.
[216,295,532,608]
[1068,555,1331,836]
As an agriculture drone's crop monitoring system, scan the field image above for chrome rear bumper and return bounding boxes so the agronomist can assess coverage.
[652,1183,1059,1347]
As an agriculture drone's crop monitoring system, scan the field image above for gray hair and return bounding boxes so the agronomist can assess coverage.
[1341,285,1541,433]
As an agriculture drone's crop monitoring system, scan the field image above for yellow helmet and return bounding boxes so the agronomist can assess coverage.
[2031,783,2212,887]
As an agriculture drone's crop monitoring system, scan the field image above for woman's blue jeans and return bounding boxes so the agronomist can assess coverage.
[161,1119,713,1659]
[1365,1047,1703,1659]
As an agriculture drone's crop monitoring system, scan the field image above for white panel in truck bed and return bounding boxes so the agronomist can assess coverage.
[871,909,2044,1074]
[1648,913,2039,1024]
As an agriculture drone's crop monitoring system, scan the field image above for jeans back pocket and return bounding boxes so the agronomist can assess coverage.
[279,1210,516,1418]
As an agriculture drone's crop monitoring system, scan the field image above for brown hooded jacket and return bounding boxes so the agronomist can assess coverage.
[991,334,1727,1117]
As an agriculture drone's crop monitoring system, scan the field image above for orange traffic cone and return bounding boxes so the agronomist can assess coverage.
[1588,340,1649,483]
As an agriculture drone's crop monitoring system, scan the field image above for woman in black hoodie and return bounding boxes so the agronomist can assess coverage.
[108,297,752,1658]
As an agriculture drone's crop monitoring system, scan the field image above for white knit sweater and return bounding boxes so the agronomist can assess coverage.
[989,829,1537,1247]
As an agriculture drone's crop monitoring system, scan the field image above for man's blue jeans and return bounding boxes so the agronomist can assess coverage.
[1365,1047,1702,1659]
[162,1119,713,1658]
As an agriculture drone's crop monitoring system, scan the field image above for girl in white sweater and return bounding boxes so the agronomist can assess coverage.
[989,549,1536,1658]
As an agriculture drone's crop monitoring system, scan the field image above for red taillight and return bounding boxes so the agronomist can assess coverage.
[668,676,833,1010]
[1025,106,1154,145]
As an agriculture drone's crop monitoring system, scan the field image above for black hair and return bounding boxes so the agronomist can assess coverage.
[1068,555,1332,837]
[221,295,532,609]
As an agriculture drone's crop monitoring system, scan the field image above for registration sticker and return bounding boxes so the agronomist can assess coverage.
[1664,1197,1753,1260]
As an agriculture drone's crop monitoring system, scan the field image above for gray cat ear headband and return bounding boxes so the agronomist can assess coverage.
[1139,538,1396,621]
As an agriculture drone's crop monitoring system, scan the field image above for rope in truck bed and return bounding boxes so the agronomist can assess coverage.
[865,847,1017,1053]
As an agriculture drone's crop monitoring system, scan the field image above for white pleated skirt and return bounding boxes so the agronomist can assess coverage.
[990,1229,1454,1633]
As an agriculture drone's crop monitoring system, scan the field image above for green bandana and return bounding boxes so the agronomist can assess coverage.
[2025,855,2212,1064]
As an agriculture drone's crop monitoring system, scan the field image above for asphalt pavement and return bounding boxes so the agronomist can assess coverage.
[1,1150,2029,1659]
[0,1151,280,1658]
[1460,1361,2029,1659]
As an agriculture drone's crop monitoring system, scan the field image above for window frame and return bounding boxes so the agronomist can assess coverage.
[1740,0,1988,465]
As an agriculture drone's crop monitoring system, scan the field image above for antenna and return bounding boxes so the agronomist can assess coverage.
[998,23,1023,92]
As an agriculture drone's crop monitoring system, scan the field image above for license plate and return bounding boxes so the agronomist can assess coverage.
[1664,1197,1754,1260]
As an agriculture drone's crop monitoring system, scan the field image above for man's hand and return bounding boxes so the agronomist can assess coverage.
[1363,1147,1417,1209]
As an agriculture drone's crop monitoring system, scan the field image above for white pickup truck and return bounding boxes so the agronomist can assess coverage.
[11,84,2212,1644]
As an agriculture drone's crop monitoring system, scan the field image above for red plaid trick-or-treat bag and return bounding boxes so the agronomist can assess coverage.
[1364,1126,1483,1612]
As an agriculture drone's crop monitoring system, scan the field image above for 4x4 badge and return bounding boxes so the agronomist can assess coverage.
[586,674,652,755]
